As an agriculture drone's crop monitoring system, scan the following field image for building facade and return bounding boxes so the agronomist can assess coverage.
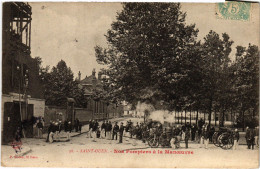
[2,2,45,144]
[79,69,123,120]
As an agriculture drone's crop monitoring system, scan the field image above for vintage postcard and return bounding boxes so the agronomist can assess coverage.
[1,2,259,168]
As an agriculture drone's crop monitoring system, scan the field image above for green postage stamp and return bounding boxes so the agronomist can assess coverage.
[216,1,251,21]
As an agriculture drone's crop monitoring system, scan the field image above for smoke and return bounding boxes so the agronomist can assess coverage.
[135,102,175,124]
[136,102,155,116]
[148,110,175,124]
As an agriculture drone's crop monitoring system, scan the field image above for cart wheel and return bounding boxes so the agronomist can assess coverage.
[222,136,234,150]
[219,133,234,150]
[148,137,159,148]
[213,132,220,147]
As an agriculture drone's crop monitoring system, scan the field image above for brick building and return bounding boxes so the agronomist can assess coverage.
[79,69,123,120]
[2,2,45,144]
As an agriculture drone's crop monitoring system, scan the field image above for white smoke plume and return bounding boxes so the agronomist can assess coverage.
[135,101,176,124]
[148,110,175,124]
[136,102,155,117]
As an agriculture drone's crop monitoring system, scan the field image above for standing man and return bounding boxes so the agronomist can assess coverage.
[255,126,259,148]
[88,120,93,138]
[54,121,60,141]
[46,121,53,142]
[184,128,190,149]
[92,120,99,142]
[106,121,112,140]
[75,118,80,132]
[119,122,124,143]
[199,126,205,148]
[104,120,108,137]
[202,126,209,149]
[246,127,255,150]
[112,122,119,140]
[191,124,197,141]
[36,119,43,139]
[233,128,239,150]
[64,119,72,141]
[101,121,106,139]
[174,125,181,148]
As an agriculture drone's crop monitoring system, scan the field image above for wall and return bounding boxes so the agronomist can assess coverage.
[1,94,45,131]
[28,98,45,117]
[44,106,67,126]
[75,108,92,124]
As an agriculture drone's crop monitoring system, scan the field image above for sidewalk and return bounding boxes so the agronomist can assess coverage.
[1,144,31,158]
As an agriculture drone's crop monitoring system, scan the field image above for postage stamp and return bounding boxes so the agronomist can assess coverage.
[216,1,251,21]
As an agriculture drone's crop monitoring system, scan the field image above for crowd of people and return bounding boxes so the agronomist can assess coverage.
[85,118,259,150]
[45,118,82,143]
[30,117,259,150]
[88,120,125,143]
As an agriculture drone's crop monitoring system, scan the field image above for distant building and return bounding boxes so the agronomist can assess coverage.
[79,69,103,98]
[79,69,123,119]
[2,2,45,144]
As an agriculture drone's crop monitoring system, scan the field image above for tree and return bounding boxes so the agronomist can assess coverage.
[233,44,259,129]
[95,3,198,108]
[39,60,86,107]
[200,30,233,127]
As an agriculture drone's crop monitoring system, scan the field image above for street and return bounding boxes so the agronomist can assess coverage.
[1,118,259,168]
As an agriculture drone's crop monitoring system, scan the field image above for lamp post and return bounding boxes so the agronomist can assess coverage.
[16,65,29,138]
[17,65,25,138]
[17,65,22,123]
[24,72,29,120]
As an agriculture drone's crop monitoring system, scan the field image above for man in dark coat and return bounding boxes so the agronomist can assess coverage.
[174,125,182,148]
[245,127,255,150]
[119,122,124,143]
[112,122,119,140]
[209,126,215,142]
[64,119,72,140]
[233,128,239,150]
[92,120,99,142]
[191,124,197,141]
[89,120,93,138]
[184,128,190,148]
[106,121,112,140]
[104,120,108,137]
[36,119,44,139]
[101,121,106,139]
[46,121,53,142]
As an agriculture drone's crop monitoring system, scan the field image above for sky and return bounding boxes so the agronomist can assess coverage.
[30,2,259,79]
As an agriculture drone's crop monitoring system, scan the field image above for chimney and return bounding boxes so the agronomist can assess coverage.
[78,71,81,81]
[98,72,102,80]
[92,68,96,77]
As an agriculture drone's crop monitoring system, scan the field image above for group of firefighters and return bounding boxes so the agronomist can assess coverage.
[42,117,259,150]
[88,120,125,143]
[45,118,82,143]
[85,118,259,150]
[84,119,212,149]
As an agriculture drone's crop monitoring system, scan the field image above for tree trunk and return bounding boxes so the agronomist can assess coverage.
[190,108,192,124]
[231,108,233,127]
[181,111,183,125]
[214,108,216,126]
[185,109,186,124]
[222,110,225,127]
[242,110,245,131]
[175,111,176,123]
[196,109,199,125]
[178,110,179,124]
[208,98,212,128]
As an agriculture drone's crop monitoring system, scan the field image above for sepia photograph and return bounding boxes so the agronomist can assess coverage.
[1,1,259,168]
